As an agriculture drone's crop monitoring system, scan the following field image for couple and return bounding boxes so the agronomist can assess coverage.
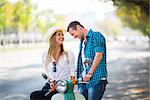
[30,21,108,100]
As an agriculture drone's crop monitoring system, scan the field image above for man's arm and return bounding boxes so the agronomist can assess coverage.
[89,52,102,75]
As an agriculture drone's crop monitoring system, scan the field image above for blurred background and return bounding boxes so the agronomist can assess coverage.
[0,0,149,100]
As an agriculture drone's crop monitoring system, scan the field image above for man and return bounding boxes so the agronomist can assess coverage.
[67,21,108,100]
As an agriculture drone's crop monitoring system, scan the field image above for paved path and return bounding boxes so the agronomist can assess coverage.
[103,42,150,100]
[0,41,149,100]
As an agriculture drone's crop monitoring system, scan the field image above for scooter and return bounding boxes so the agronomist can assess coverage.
[42,58,92,100]
[41,73,85,100]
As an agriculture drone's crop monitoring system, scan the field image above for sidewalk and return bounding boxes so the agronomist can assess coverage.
[103,42,150,100]
[0,41,149,100]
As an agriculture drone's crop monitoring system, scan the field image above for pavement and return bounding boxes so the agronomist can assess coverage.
[0,41,149,100]
[103,42,150,100]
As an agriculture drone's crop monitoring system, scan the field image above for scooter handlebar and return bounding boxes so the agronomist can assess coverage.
[41,72,55,83]
[42,73,88,85]
[77,77,89,84]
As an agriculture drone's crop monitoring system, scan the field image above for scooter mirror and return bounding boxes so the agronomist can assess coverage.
[84,58,92,66]
[42,72,48,80]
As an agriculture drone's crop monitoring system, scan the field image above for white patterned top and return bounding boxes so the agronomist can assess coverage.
[42,51,76,81]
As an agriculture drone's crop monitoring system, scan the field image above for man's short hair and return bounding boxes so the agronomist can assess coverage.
[67,21,84,32]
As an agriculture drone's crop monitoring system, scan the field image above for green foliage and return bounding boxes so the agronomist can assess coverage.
[34,10,65,35]
[36,18,47,35]
[0,0,32,34]
[112,0,150,38]
[0,0,65,38]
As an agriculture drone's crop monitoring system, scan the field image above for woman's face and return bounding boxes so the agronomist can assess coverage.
[55,31,64,45]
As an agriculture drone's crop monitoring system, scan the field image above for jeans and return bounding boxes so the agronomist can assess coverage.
[30,83,58,100]
[30,90,58,100]
[79,80,108,100]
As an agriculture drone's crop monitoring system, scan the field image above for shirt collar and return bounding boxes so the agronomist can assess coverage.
[87,29,93,37]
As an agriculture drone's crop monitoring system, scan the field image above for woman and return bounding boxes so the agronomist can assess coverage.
[30,27,76,100]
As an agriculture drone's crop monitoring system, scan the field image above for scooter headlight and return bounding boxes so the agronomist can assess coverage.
[56,80,67,93]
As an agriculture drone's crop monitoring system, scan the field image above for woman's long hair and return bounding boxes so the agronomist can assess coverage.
[45,30,64,68]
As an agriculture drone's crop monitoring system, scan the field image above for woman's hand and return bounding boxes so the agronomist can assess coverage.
[47,77,56,91]
[50,82,56,91]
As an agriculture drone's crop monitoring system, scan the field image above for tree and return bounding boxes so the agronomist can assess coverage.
[13,0,32,33]
[20,0,32,32]
[112,0,150,44]
[0,0,15,35]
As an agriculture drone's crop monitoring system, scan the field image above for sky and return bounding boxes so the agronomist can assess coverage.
[9,0,116,29]
[31,0,115,14]
[30,0,116,29]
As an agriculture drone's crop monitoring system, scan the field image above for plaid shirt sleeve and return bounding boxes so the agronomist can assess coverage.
[77,39,84,79]
[94,32,105,53]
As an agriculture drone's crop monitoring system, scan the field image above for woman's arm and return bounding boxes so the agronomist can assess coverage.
[42,51,53,80]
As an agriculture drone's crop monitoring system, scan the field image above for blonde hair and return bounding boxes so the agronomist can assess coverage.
[45,30,69,69]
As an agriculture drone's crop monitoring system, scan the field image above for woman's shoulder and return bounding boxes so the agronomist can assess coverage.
[64,50,74,56]
[62,50,74,60]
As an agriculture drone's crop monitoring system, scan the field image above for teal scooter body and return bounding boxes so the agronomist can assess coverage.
[52,80,85,100]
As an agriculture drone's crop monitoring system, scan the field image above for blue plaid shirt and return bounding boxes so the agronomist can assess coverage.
[77,29,107,89]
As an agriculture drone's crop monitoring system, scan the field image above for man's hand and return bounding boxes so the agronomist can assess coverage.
[83,73,92,82]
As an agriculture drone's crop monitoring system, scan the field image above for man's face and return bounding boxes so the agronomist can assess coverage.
[68,28,82,39]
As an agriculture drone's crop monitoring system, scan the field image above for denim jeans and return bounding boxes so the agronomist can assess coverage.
[79,80,108,100]
[30,83,58,100]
